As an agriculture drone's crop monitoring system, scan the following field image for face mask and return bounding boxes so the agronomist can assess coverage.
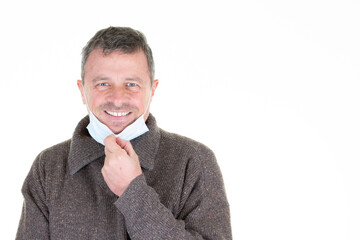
[83,88,150,145]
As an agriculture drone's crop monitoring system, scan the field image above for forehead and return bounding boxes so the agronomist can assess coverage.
[83,49,150,82]
[86,48,147,67]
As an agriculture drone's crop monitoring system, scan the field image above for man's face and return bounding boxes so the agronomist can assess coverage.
[77,49,158,134]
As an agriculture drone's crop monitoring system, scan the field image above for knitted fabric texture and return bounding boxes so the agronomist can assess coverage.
[16,114,232,239]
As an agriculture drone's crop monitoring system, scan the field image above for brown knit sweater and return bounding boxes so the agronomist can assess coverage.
[16,114,232,239]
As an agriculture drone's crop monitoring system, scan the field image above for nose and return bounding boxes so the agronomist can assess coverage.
[108,85,130,105]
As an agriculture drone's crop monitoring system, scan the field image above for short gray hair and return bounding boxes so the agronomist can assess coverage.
[81,26,155,84]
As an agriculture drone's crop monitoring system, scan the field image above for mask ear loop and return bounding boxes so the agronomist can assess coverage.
[81,83,92,113]
[142,89,153,119]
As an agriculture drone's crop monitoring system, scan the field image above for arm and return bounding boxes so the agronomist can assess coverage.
[16,154,50,240]
[103,136,231,239]
[116,172,231,240]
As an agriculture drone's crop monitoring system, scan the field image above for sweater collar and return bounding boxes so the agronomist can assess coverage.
[68,114,160,175]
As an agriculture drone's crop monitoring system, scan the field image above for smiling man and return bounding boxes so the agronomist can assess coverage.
[16,27,232,239]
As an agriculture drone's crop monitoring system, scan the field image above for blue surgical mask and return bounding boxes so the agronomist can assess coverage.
[83,88,150,145]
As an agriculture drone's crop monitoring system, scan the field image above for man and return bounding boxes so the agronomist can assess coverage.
[16,26,232,239]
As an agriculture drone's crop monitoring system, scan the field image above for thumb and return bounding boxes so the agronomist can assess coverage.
[104,135,119,153]
[116,138,136,157]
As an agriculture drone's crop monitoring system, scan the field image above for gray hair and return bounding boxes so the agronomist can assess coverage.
[81,26,155,84]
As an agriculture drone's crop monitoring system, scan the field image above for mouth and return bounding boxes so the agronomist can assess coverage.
[105,111,131,117]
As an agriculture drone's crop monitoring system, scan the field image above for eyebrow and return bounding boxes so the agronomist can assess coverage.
[91,76,145,84]
[124,77,144,83]
[92,77,110,84]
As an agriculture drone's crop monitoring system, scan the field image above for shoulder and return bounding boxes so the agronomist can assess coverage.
[157,129,227,205]
[158,129,217,172]
[158,129,225,181]
[23,139,72,194]
[159,129,214,157]
[32,139,71,173]
[37,139,71,161]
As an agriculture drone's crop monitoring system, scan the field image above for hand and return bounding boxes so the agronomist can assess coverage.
[102,135,142,197]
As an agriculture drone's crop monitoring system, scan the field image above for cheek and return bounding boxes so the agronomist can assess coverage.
[126,91,147,106]
[91,97,103,110]
[86,92,102,110]
[139,93,151,109]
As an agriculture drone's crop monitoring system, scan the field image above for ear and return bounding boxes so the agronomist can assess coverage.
[151,79,159,98]
[144,79,159,120]
[77,80,86,105]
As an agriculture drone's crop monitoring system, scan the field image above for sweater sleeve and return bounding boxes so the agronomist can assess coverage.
[115,147,232,240]
[16,154,50,240]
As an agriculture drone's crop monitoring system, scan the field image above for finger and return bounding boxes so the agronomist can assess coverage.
[116,138,136,157]
[115,137,127,149]
[104,145,112,156]
[104,135,120,153]
[104,143,127,159]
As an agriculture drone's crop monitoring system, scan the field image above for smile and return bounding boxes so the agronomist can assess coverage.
[105,111,130,117]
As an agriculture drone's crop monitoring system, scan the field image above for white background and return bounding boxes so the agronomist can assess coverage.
[1,0,359,239]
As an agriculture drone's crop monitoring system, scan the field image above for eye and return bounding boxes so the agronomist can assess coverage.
[99,82,109,86]
[127,82,137,87]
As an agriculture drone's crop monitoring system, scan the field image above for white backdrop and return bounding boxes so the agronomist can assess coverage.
[1,0,359,239]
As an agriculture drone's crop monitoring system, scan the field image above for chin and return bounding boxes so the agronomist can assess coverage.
[109,126,126,134]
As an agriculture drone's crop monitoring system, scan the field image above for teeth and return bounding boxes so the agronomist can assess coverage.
[106,111,130,117]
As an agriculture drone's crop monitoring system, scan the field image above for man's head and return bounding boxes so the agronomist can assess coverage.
[77,27,159,134]
[81,26,155,85]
